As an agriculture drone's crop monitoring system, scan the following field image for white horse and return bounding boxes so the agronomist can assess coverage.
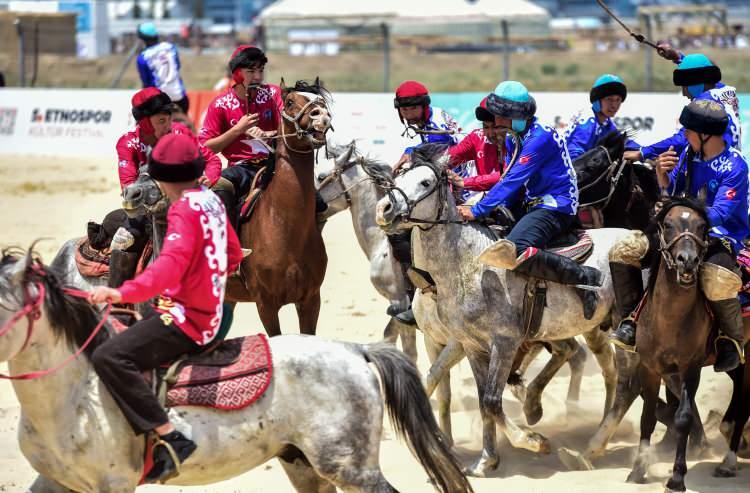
[0,249,472,493]
[374,146,625,476]
[315,143,417,363]
[316,142,589,443]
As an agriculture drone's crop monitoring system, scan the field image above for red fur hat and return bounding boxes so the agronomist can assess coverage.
[148,133,205,183]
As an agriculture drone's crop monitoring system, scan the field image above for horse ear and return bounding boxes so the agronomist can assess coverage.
[279,78,287,92]
[697,185,708,206]
[314,76,321,87]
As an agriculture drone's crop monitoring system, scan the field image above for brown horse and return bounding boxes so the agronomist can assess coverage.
[225,79,331,336]
[625,198,712,492]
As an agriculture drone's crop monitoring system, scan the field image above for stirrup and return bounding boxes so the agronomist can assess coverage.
[715,335,746,365]
[147,437,183,483]
[609,317,637,353]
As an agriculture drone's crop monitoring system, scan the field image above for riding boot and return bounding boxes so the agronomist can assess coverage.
[394,286,417,326]
[315,191,329,231]
[145,430,197,483]
[214,189,238,232]
[710,298,745,373]
[108,249,140,289]
[608,262,644,352]
[514,249,603,320]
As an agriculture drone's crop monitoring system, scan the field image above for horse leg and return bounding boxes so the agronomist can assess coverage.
[714,365,748,478]
[565,337,587,403]
[257,299,283,337]
[663,375,708,454]
[28,476,76,493]
[581,327,617,420]
[382,317,398,344]
[523,340,577,426]
[424,337,464,398]
[507,342,543,404]
[279,451,337,493]
[424,336,453,446]
[295,291,321,336]
[464,352,500,477]
[558,350,641,471]
[665,368,701,492]
[485,335,550,455]
[395,319,418,365]
[626,366,660,484]
[718,365,744,446]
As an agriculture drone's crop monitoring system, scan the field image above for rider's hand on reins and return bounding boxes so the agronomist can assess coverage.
[446,170,464,190]
[392,153,410,173]
[233,113,259,135]
[246,127,277,140]
[623,150,642,163]
[656,146,678,177]
[88,286,123,305]
[457,205,475,222]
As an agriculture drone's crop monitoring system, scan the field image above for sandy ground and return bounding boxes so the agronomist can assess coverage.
[0,154,748,492]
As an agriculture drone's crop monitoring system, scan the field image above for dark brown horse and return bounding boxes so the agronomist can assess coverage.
[225,80,331,336]
[715,319,750,477]
[625,198,712,492]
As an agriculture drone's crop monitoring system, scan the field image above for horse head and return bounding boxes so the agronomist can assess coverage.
[279,78,332,152]
[573,130,628,206]
[653,197,708,287]
[375,143,451,234]
[121,166,168,218]
[315,140,357,212]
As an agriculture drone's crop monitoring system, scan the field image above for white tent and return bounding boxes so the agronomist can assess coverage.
[259,0,549,25]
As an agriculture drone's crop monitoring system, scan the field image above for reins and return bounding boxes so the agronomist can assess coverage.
[578,145,628,208]
[0,262,112,381]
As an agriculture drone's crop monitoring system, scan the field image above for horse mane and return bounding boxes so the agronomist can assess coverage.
[330,143,392,178]
[0,247,110,359]
[410,143,451,175]
[284,79,332,104]
[645,196,708,293]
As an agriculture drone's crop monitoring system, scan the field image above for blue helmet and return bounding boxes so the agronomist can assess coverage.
[590,74,627,113]
[137,22,159,40]
[486,81,536,133]
[673,54,721,98]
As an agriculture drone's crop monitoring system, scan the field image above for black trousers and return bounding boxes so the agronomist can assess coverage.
[221,163,260,199]
[506,208,575,256]
[91,313,199,435]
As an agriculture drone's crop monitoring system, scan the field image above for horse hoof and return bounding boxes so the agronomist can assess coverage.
[664,478,685,492]
[713,465,737,478]
[523,400,543,426]
[463,458,499,477]
[557,447,594,471]
[626,471,646,484]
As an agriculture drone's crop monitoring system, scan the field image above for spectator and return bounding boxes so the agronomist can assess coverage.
[136,22,189,114]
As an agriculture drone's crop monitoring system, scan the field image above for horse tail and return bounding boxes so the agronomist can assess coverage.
[363,343,473,493]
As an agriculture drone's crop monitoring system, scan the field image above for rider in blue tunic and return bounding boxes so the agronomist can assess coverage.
[565,74,640,161]
[624,54,741,162]
[458,81,603,320]
[610,99,748,372]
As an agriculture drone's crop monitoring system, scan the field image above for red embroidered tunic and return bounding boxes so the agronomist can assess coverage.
[447,129,505,191]
[115,122,222,190]
[198,84,283,166]
[118,187,244,345]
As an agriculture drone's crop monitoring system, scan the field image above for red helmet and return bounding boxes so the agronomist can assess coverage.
[475,96,494,122]
[228,45,268,85]
[131,87,172,122]
[394,80,431,122]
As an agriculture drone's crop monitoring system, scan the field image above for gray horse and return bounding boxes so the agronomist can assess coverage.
[374,147,627,476]
[316,142,590,443]
[0,248,472,493]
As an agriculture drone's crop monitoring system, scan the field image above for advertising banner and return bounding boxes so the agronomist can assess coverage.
[0,89,747,164]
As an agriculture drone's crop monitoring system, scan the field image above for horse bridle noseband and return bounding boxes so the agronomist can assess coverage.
[577,145,628,209]
[657,223,708,272]
[280,93,332,154]
[317,156,364,207]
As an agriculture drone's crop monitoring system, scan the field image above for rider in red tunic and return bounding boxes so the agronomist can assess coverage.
[90,133,243,483]
[110,88,222,292]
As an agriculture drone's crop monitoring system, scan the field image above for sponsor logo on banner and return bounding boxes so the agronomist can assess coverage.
[29,107,113,139]
[0,108,17,136]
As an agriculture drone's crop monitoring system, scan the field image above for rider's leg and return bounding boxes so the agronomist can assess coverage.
[108,214,148,289]
[702,240,745,373]
[90,311,200,481]
[387,231,417,325]
[484,208,603,319]
[608,231,652,351]
[211,177,238,229]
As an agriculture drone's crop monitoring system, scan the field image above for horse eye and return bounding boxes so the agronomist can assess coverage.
[420,180,431,188]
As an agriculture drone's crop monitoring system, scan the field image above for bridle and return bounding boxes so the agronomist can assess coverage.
[657,212,708,272]
[0,259,112,380]
[577,145,628,208]
[317,156,365,207]
[280,91,332,154]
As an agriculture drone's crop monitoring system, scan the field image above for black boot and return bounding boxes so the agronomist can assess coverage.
[108,250,140,289]
[145,430,197,483]
[515,250,603,320]
[710,298,745,373]
[395,287,417,326]
[214,189,238,231]
[609,262,644,352]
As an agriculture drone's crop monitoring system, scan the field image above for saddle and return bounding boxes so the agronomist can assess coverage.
[239,155,276,224]
[485,227,594,265]
[75,237,153,279]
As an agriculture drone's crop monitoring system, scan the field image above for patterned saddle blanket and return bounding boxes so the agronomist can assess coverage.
[160,334,273,410]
